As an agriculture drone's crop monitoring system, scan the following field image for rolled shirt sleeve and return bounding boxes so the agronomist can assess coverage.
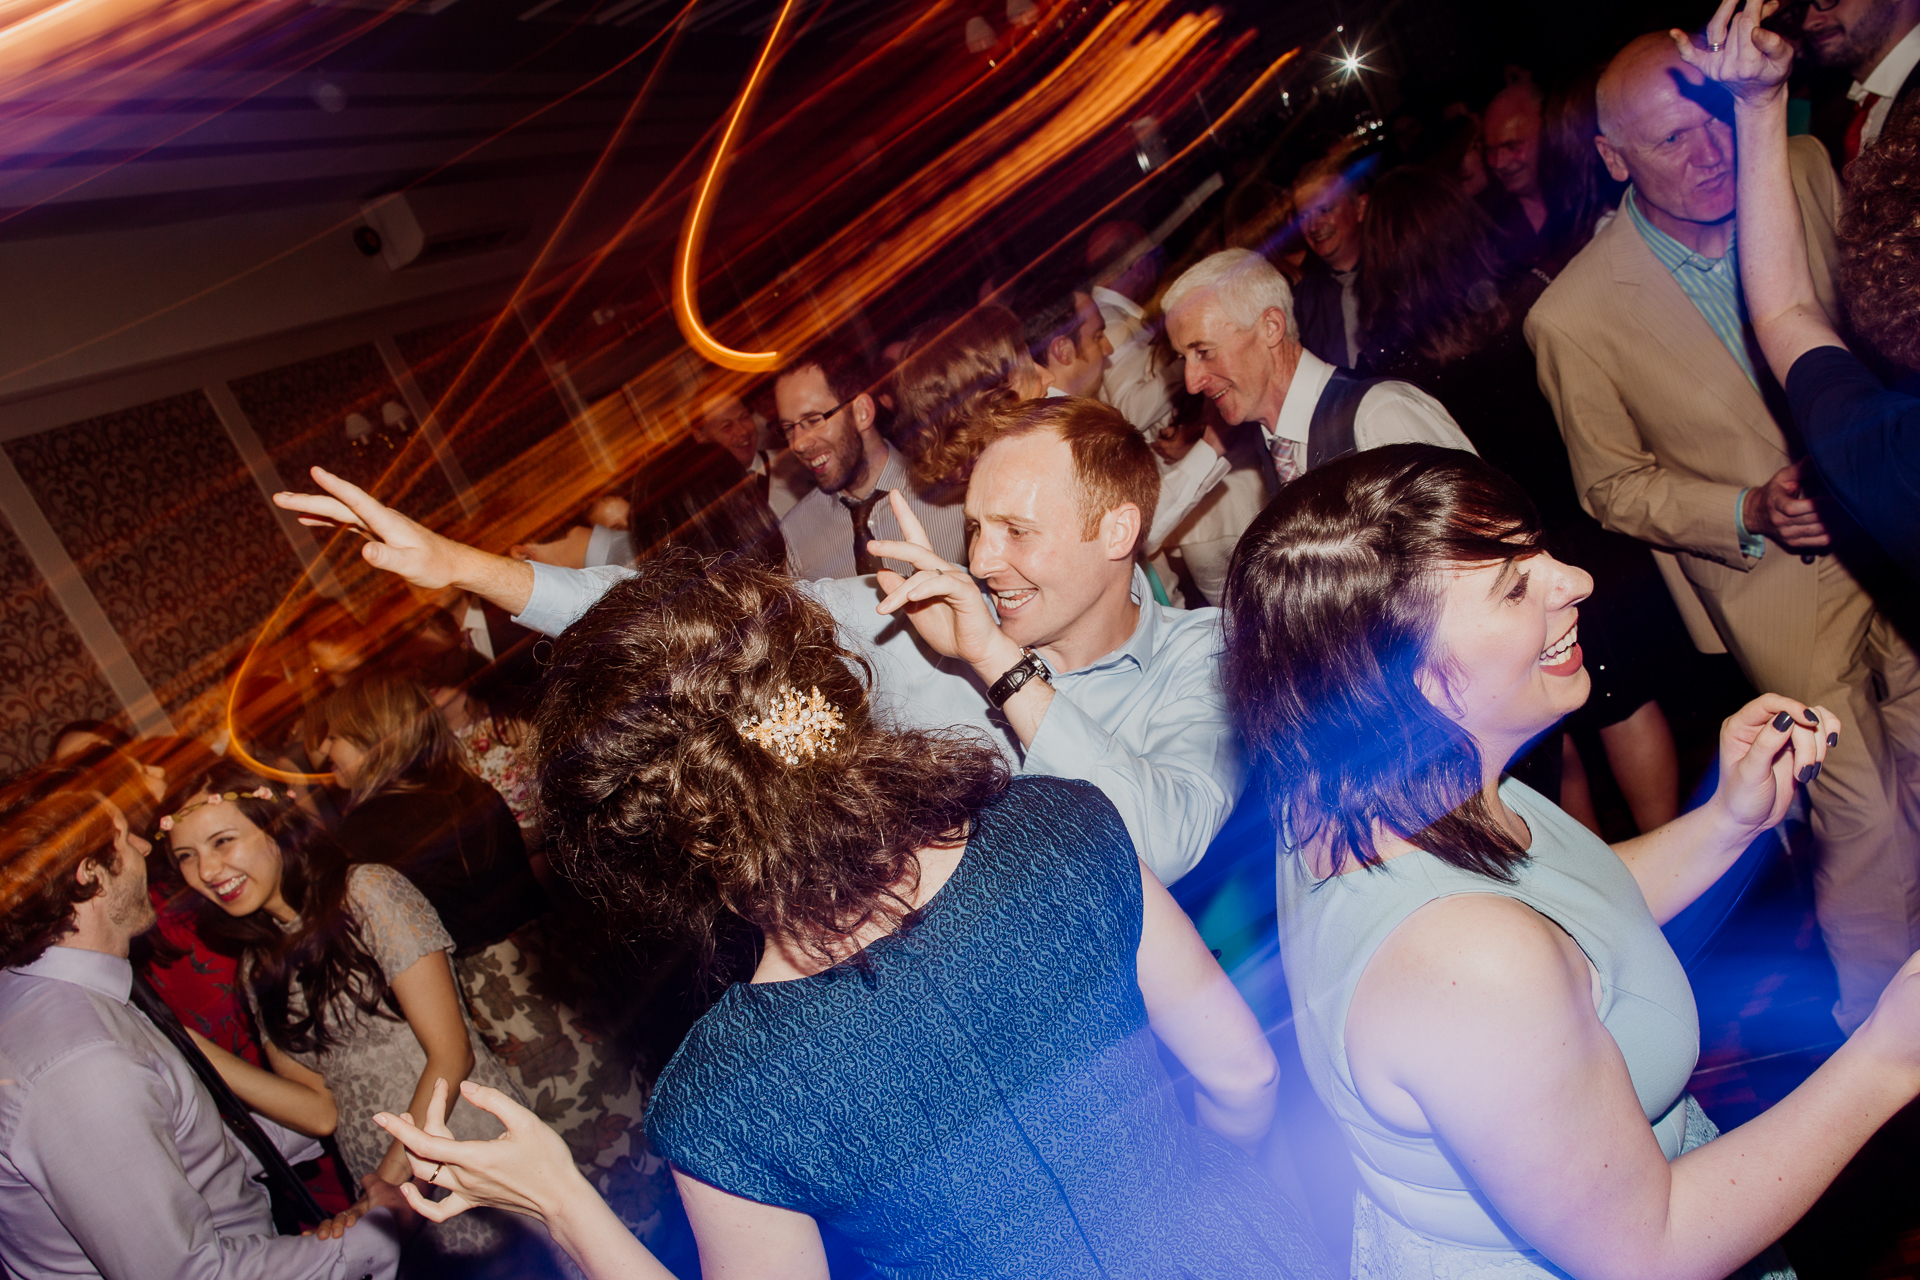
[1021,624,1241,884]
[12,1041,399,1280]
[513,561,638,636]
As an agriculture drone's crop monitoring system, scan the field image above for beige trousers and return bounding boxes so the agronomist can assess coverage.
[1726,554,1920,1033]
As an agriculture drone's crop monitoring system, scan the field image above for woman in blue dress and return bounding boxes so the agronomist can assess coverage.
[1221,442,1920,1279]
[372,546,1332,1280]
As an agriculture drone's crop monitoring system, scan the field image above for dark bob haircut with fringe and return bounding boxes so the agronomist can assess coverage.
[1222,444,1547,880]
[530,547,1010,974]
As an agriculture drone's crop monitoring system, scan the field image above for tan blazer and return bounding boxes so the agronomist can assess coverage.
[1524,135,1843,683]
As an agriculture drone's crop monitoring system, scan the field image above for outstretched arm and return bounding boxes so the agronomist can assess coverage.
[1673,0,1846,381]
[274,467,536,616]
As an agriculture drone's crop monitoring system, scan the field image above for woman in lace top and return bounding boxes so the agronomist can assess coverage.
[158,760,532,1263]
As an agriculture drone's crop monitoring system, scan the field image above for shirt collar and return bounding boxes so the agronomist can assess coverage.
[859,442,908,499]
[1266,346,1335,446]
[1858,22,1920,97]
[1625,186,1736,273]
[1045,386,1069,399]
[8,945,133,1003]
[1090,285,1144,321]
[1057,567,1160,679]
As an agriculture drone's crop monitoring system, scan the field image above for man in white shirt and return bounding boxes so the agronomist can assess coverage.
[0,789,403,1280]
[1804,0,1920,160]
[1025,289,1114,400]
[1163,248,1477,488]
[1085,221,1180,437]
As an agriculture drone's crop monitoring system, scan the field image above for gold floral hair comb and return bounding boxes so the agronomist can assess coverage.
[159,786,280,833]
[739,686,845,766]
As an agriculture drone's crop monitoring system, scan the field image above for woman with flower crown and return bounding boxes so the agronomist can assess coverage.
[366,546,1333,1280]
[156,759,540,1268]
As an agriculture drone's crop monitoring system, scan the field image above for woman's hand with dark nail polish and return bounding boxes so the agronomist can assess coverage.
[1803,708,1819,725]
[1828,732,1839,747]
[1798,762,1822,785]
[1772,711,1795,731]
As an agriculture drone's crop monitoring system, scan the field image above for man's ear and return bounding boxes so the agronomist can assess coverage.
[1100,503,1142,562]
[1354,193,1369,222]
[1594,134,1631,184]
[850,392,878,437]
[1259,306,1291,351]
[1047,334,1077,371]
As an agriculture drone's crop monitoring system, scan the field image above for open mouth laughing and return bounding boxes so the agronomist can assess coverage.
[1539,621,1582,677]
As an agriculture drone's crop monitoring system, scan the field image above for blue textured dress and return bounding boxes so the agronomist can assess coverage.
[645,775,1332,1279]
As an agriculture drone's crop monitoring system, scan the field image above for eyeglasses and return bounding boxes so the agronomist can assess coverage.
[775,396,854,440]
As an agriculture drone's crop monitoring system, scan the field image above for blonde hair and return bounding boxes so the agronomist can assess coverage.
[323,670,466,807]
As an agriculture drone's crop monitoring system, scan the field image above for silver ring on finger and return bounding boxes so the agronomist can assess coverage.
[1708,40,1724,50]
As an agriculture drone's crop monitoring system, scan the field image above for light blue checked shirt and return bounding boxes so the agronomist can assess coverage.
[1625,188,1768,560]
[514,561,1240,884]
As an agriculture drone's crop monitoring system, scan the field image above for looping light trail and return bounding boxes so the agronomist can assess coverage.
[670,0,801,373]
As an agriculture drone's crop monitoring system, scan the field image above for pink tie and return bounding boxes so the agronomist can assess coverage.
[1271,437,1304,486]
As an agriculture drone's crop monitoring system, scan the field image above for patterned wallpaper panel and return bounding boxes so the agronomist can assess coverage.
[395,315,577,492]
[0,512,122,779]
[230,343,458,527]
[4,391,305,734]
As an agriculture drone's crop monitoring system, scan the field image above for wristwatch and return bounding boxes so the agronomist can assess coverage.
[987,647,1052,709]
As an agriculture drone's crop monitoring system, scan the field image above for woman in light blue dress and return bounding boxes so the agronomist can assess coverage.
[1221,443,1920,1280]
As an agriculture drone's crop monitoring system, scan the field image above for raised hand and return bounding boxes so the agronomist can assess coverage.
[1671,0,1791,103]
[1711,694,1839,834]
[867,490,1010,669]
[373,1078,584,1224]
[273,466,466,591]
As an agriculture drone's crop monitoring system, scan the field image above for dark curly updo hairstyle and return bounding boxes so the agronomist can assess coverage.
[1223,444,1547,880]
[158,760,396,1053]
[1840,95,1920,373]
[531,547,1010,973]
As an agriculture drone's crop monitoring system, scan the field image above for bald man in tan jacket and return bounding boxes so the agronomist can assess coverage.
[1527,34,1920,1033]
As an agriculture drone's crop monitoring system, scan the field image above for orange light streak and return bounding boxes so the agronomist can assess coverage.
[668,0,802,372]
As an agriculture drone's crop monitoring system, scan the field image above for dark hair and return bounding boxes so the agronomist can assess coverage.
[626,439,787,571]
[893,305,1029,494]
[1222,444,1546,879]
[157,760,395,1053]
[1840,95,1920,372]
[945,396,1159,555]
[782,337,880,418]
[48,718,130,758]
[1019,284,1093,367]
[0,788,123,967]
[531,547,1010,974]
[1538,65,1624,268]
[1360,166,1511,365]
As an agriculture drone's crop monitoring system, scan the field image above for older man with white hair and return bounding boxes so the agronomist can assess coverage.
[1163,248,1475,492]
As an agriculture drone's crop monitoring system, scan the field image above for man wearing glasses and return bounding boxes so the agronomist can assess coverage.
[1801,0,1920,162]
[772,339,967,580]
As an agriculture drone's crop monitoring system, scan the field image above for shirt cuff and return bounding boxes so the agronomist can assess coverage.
[1734,489,1767,560]
[584,524,630,568]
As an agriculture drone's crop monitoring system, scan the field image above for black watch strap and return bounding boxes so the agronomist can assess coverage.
[987,648,1051,709]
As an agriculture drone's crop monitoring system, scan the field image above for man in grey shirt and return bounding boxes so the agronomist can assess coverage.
[770,337,967,579]
[0,789,403,1280]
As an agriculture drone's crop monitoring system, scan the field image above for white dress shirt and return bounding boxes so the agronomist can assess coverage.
[1092,285,1180,437]
[1851,23,1920,150]
[0,947,400,1280]
[1260,348,1478,468]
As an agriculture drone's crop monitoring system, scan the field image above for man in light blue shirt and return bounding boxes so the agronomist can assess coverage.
[277,398,1238,885]
[0,791,403,1280]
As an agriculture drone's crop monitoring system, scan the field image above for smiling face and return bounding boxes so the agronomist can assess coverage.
[965,430,1134,652]
[1295,174,1366,271]
[694,392,758,467]
[1420,552,1594,762]
[1597,49,1736,235]
[774,364,872,496]
[1166,290,1291,429]
[1483,85,1544,201]
[1044,292,1114,398]
[168,796,294,921]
